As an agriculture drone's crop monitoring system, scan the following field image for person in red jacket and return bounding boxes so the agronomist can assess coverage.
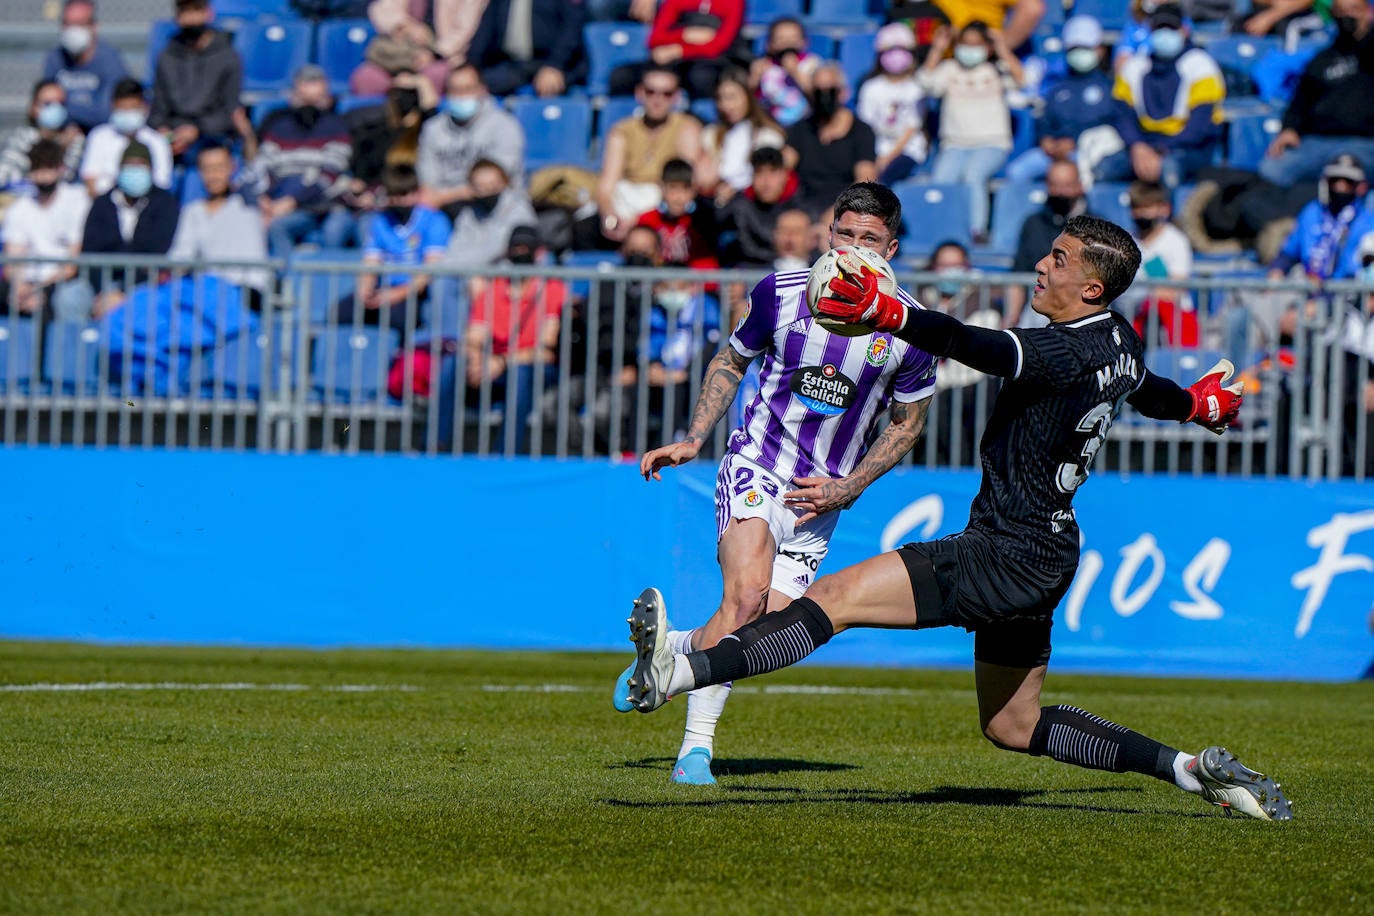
[610,0,749,100]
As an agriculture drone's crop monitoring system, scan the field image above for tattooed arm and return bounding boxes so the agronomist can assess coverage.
[784,397,930,524]
[640,345,754,480]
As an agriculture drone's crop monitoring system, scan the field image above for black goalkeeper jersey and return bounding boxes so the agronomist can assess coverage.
[966,309,1145,572]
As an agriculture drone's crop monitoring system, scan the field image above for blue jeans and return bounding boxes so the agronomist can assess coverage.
[1259,136,1374,188]
[267,205,357,259]
[929,145,1008,236]
[1092,145,1214,189]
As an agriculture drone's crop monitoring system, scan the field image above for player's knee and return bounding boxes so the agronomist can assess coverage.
[721,577,770,627]
[806,575,843,608]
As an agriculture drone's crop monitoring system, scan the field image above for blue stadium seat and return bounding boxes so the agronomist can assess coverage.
[288,248,358,325]
[837,31,876,94]
[1087,182,1134,229]
[987,182,1047,257]
[746,0,803,26]
[146,20,179,87]
[1068,0,1129,31]
[585,23,651,97]
[1227,112,1283,171]
[1207,35,1282,96]
[689,97,717,124]
[1147,347,1225,386]
[0,319,39,394]
[562,250,623,300]
[424,278,470,343]
[42,322,102,395]
[892,182,972,258]
[805,0,882,29]
[234,21,314,95]
[315,19,376,95]
[214,0,297,19]
[310,326,398,402]
[513,96,594,170]
[196,331,267,399]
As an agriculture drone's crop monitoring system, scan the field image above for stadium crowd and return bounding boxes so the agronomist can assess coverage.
[0,0,1371,468]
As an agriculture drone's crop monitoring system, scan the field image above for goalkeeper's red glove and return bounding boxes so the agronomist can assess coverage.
[816,266,908,332]
[1184,358,1244,435]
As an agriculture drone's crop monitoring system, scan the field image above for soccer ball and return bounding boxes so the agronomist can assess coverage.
[805,246,899,337]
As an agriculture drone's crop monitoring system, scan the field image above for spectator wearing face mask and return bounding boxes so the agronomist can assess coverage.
[1,139,91,321]
[856,23,928,186]
[0,80,85,191]
[254,65,356,258]
[1092,3,1225,189]
[1004,16,1112,184]
[80,78,173,198]
[417,64,526,223]
[169,141,270,305]
[750,17,823,127]
[41,0,130,133]
[1126,180,1197,347]
[782,64,877,218]
[446,158,537,268]
[149,0,246,161]
[80,140,181,315]
[336,161,450,335]
[1260,0,1374,188]
[920,21,1025,243]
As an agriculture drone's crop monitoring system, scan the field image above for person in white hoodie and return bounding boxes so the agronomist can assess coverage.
[80,77,173,197]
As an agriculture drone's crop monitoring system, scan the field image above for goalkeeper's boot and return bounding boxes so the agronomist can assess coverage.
[1192,746,1293,821]
[626,586,674,713]
[611,659,637,712]
[671,747,716,786]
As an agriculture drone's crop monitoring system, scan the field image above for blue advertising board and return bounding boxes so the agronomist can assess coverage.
[1,448,1370,681]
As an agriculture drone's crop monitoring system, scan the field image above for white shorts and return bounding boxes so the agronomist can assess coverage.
[714,453,840,600]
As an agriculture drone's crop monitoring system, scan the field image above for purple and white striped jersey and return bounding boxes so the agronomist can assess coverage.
[726,268,937,481]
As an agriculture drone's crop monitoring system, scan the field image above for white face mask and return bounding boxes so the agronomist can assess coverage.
[1066,47,1099,73]
[60,25,93,56]
[954,45,989,68]
[111,108,146,135]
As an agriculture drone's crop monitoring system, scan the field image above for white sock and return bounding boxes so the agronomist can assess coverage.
[677,682,732,760]
[666,653,697,695]
[666,627,696,656]
[1173,751,1203,794]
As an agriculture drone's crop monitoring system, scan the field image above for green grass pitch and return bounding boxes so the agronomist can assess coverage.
[1,641,1371,915]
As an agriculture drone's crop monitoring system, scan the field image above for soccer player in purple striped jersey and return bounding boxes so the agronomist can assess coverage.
[613,183,938,786]
[623,215,1293,821]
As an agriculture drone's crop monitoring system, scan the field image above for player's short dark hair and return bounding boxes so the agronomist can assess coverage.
[28,138,65,172]
[832,182,901,239]
[382,161,419,197]
[112,77,146,103]
[661,158,694,186]
[1063,215,1142,306]
[175,0,209,11]
[446,62,482,87]
[927,240,970,269]
[750,146,784,171]
[1128,181,1170,210]
[959,19,993,41]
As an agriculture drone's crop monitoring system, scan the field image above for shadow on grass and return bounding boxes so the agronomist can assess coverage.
[602,782,1214,817]
[611,756,859,776]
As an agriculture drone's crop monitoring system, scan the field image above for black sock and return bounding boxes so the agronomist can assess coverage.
[1027,705,1179,782]
[685,597,834,688]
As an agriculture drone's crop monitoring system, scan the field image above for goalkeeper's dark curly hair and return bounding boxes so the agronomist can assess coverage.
[1063,215,1142,307]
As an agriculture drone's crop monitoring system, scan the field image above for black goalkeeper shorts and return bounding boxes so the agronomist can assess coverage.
[896,530,1075,669]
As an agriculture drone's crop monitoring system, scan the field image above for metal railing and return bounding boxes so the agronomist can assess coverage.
[0,254,1369,480]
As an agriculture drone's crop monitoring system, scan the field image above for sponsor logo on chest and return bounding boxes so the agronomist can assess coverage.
[791,363,857,415]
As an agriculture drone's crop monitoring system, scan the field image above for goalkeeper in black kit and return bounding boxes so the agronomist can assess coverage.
[618,215,1292,821]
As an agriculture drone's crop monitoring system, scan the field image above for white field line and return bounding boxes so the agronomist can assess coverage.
[480,683,958,698]
[0,682,421,693]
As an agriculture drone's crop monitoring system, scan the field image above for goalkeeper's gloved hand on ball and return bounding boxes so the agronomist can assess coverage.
[816,266,908,332]
[1184,359,1244,435]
